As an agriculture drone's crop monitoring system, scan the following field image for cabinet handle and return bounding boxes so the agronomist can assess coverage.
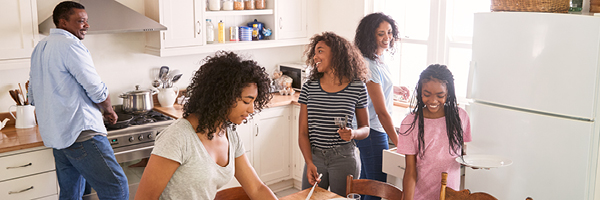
[279,17,283,29]
[6,162,32,169]
[255,124,259,136]
[197,21,201,35]
[397,166,405,170]
[8,186,34,195]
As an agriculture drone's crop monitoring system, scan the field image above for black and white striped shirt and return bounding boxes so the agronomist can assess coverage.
[298,79,368,149]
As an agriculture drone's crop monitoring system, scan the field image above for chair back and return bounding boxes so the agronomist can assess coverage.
[346,175,403,200]
[440,172,497,200]
[214,186,251,200]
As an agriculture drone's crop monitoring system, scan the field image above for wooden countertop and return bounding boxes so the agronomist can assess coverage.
[154,93,300,119]
[0,126,43,154]
[0,93,300,153]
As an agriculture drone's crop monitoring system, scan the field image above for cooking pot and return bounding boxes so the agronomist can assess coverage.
[120,85,157,114]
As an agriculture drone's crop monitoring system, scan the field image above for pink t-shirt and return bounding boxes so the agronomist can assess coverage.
[397,107,471,200]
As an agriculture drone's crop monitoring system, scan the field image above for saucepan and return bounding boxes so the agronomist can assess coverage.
[104,113,133,130]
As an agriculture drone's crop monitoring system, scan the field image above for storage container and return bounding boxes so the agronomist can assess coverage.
[491,0,570,13]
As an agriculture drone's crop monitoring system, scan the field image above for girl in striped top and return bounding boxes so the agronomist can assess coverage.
[298,32,371,197]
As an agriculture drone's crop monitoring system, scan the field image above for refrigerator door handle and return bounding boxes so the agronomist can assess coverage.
[466,61,476,99]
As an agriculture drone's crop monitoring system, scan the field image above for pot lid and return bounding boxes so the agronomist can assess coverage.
[125,85,153,95]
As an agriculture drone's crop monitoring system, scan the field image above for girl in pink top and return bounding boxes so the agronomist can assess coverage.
[397,64,472,200]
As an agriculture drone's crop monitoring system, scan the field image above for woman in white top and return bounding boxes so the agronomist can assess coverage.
[135,51,277,200]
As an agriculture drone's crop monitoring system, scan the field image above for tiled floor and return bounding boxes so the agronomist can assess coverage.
[275,187,301,198]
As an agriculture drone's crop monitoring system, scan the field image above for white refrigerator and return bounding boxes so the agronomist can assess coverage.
[466,12,600,200]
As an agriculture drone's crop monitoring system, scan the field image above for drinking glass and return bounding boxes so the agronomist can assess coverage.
[347,193,361,200]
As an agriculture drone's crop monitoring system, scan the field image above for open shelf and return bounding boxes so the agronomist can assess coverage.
[205,9,274,17]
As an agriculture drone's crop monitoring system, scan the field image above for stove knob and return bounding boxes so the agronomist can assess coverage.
[147,134,153,139]
[129,137,134,142]
[138,135,144,141]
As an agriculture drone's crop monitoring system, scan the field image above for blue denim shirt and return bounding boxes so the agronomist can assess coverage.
[29,29,109,149]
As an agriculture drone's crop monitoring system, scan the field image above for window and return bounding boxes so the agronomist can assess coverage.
[375,0,490,103]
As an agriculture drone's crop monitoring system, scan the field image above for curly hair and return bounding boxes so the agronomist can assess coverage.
[304,32,368,84]
[354,12,400,61]
[401,64,464,158]
[183,51,272,140]
[53,1,85,27]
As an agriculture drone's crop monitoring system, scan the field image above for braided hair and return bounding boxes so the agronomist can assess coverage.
[401,64,464,158]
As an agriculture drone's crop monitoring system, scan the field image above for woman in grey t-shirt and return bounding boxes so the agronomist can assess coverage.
[135,51,276,200]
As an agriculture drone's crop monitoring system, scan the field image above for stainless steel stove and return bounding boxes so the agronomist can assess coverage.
[83,106,175,200]
[108,117,173,163]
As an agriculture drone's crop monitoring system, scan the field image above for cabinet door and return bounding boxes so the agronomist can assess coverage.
[236,118,254,166]
[290,105,304,183]
[0,0,38,61]
[253,106,291,183]
[275,0,307,39]
[160,0,203,48]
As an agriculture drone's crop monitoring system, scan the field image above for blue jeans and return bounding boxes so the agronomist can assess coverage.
[53,135,129,200]
[356,129,389,200]
[302,142,360,197]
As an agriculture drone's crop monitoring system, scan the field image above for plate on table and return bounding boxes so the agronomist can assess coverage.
[456,155,513,168]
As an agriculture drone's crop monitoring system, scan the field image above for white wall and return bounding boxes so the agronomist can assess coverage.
[0,0,370,110]
[0,31,304,109]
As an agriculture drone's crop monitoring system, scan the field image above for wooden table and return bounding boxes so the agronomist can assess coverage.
[280,186,344,200]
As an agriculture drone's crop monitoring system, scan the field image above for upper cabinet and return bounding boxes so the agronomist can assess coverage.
[275,0,307,40]
[144,0,308,57]
[144,0,204,56]
[0,0,39,62]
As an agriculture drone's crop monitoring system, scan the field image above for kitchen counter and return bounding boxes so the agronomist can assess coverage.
[0,93,300,154]
[154,93,301,119]
[0,126,43,154]
[0,93,407,154]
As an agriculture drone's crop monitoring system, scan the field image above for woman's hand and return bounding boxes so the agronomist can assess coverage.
[394,86,410,101]
[337,127,354,141]
[306,163,321,185]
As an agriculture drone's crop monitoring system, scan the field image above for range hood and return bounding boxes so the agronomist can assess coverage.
[39,0,166,35]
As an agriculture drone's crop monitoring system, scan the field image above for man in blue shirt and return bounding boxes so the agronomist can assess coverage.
[28,1,128,199]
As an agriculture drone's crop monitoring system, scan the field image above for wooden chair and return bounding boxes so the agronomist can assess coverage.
[440,172,498,200]
[346,175,403,200]
[214,186,251,200]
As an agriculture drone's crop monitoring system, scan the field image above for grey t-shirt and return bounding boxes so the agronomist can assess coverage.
[151,118,245,200]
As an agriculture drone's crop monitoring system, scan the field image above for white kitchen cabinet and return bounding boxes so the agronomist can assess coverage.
[144,0,205,56]
[290,104,304,189]
[253,106,291,184]
[144,0,308,57]
[382,147,405,189]
[275,0,307,39]
[221,106,292,190]
[236,118,254,166]
[0,147,57,200]
[0,0,39,65]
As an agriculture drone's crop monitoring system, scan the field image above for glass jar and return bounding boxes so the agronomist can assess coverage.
[244,0,255,10]
[208,0,220,11]
[255,0,265,9]
[233,0,244,10]
[222,0,234,11]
